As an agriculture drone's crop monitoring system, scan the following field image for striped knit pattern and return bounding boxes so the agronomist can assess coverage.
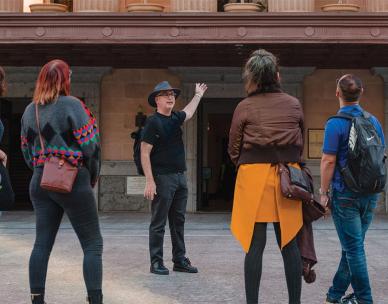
[21,95,101,185]
[73,117,99,147]
[32,145,83,167]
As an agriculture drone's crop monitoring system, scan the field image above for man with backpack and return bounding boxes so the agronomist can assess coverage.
[321,74,386,304]
[141,80,208,275]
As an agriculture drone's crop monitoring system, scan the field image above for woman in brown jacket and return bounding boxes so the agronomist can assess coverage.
[228,49,304,304]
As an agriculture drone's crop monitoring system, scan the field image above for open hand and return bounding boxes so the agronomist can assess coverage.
[144,179,157,201]
[195,83,208,97]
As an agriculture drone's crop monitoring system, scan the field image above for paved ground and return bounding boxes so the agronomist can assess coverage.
[0,212,387,304]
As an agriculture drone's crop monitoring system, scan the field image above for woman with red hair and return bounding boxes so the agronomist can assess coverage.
[21,60,103,304]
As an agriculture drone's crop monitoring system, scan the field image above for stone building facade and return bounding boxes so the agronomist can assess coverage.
[1,0,388,212]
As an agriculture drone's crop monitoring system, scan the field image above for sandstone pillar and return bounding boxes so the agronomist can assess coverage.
[371,67,388,212]
[0,0,23,12]
[268,0,314,12]
[366,0,388,12]
[73,0,120,12]
[171,0,217,12]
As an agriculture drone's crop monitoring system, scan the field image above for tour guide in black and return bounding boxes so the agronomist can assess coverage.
[141,81,208,275]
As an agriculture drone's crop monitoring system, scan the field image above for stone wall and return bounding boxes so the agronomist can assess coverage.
[304,69,384,137]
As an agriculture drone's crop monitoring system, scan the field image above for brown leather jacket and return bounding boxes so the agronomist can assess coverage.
[228,92,304,166]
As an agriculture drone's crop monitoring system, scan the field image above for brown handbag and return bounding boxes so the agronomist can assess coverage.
[278,163,327,223]
[35,104,78,193]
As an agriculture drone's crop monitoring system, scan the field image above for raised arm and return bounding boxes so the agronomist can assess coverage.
[183,83,208,122]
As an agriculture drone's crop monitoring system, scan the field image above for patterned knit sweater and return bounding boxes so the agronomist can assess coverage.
[21,95,101,186]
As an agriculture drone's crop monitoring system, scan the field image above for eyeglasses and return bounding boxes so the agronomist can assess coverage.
[157,91,176,98]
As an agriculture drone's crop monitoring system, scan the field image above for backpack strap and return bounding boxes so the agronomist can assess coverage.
[326,113,354,171]
[327,112,353,121]
[362,110,372,119]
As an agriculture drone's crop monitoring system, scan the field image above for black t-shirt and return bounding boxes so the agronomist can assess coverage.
[141,111,187,175]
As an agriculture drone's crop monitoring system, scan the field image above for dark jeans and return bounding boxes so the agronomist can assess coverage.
[327,189,378,304]
[149,172,188,264]
[245,223,302,304]
[29,167,103,295]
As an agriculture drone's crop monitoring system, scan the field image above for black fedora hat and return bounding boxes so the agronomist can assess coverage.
[148,81,181,107]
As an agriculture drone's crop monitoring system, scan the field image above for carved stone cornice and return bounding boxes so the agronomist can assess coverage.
[372,67,388,82]
[0,13,388,44]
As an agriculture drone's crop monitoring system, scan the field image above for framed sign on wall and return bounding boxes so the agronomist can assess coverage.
[308,129,324,159]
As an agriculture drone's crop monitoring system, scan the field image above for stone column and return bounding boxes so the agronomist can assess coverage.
[0,0,23,12]
[171,0,217,12]
[279,67,315,105]
[4,66,112,208]
[73,0,120,12]
[366,0,388,12]
[70,67,112,205]
[280,67,320,189]
[170,67,245,212]
[268,0,314,12]
[371,67,388,212]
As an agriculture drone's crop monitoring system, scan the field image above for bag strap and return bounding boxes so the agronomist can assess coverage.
[327,112,353,121]
[35,103,45,152]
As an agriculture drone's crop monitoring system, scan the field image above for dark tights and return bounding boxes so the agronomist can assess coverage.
[245,223,302,304]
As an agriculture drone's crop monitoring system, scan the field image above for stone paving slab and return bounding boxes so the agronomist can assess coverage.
[0,212,387,304]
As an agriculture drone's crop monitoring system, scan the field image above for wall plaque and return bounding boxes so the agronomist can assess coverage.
[126,176,146,195]
[308,129,324,159]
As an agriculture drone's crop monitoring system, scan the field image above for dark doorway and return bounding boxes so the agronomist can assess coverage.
[0,98,33,210]
[197,99,239,212]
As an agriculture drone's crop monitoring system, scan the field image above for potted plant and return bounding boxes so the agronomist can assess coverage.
[30,0,68,12]
[321,0,360,12]
[127,0,164,12]
[224,0,266,13]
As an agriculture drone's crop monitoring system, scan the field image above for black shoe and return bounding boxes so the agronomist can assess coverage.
[86,294,103,304]
[150,261,169,275]
[31,294,45,304]
[173,257,198,273]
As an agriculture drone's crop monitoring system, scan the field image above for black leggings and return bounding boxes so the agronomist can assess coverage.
[245,223,302,304]
[29,167,103,297]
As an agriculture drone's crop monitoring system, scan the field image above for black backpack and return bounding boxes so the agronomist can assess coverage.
[131,128,144,175]
[329,111,386,194]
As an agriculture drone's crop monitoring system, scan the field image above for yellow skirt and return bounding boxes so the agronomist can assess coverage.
[231,163,303,252]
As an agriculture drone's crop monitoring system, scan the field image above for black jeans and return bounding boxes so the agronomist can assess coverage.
[29,167,103,295]
[149,172,188,264]
[245,223,302,304]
